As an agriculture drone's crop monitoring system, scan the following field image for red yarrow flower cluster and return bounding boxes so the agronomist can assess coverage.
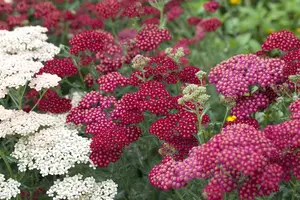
[198,17,222,32]
[38,58,78,78]
[203,1,220,13]
[38,90,72,113]
[129,56,203,86]
[67,91,142,167]
[136,24,172,51]
[69,30,110,55]
[23,89,72,113]
[262,30,300,52]
[97,72,129,93]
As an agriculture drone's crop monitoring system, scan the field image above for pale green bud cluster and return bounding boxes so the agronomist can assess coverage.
[289,74,300,83]
[132,55,150,69]
[149,0,171,10]
[178,84,210,105]
[165,47,185,63]
[219,96,236,108]
[196,70,207,80]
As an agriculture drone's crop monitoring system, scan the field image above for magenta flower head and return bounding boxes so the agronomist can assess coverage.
[209,54,285,99]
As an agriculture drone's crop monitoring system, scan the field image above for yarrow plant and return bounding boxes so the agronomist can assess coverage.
[2,0,300,200]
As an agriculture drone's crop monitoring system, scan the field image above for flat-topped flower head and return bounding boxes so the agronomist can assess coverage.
[262,30,300,52]
[209,54,285,99]
[199,17,222,32]
[203,1,220,13]
[12,126,91,176]
[0,26,59,61]
[69,30,110,55]
[29,73,61,91]
[136,24,171,51]
[0,26,59,98]
[0,174,20,200]
[38,58,78,78]
[47,174,117,200]
[97,72,129,93]
[0,105,65,138]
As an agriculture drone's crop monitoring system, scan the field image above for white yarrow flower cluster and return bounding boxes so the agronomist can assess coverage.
[11,126,91,176]
[29,73,61,91]
[0,105,65,138]
[0,26,60,98]
[0,26,59,61]
[0,174,21,200]
[0,56,43,98]
[47,174,118,200]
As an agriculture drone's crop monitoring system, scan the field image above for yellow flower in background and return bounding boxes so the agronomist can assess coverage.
[230,0,241,5]
[267,29,275,34]
[226,115,237,122]
[296,28,300,33]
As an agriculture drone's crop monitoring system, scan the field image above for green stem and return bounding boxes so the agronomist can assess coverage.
[30,89,48,112]
[18,84,27,110]
[291,180,298,200]
[159,8,165,28]
[174,190,185,200]
[0,149,13,177]
[72,56,86,90]
[222,106,230,126]
[8,92,19,109]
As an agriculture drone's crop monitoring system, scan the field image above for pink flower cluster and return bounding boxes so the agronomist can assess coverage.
[256,31,300,89]
[209,54,285,99]
[149,119,300,199]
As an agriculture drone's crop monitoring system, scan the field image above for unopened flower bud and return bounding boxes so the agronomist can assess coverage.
[132,55,150,69]
[196,70,207,80]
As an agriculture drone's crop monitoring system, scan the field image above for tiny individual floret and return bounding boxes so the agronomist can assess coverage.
[29,73,61,91]
[12,126,91,176]
[0,173,21,200]
[47,174,118,200]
